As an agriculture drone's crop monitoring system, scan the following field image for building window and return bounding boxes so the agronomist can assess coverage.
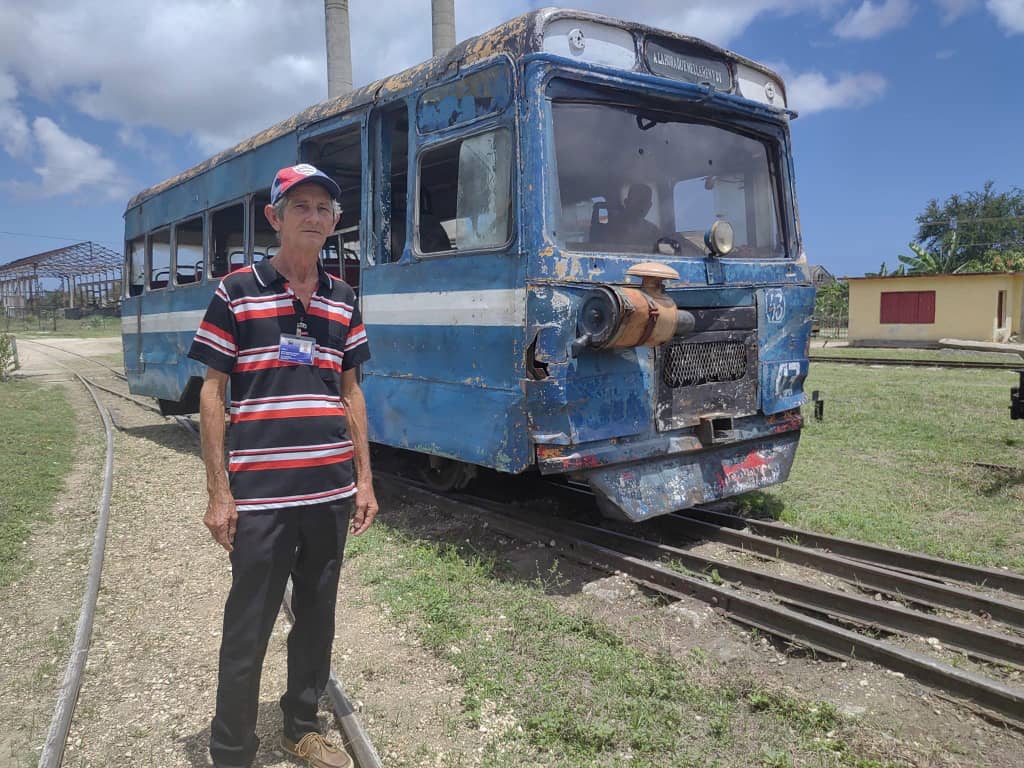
[997,290,1007,328]
[880,290,935,324]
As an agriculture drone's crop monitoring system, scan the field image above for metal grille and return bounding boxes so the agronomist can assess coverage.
[662,340,748,388]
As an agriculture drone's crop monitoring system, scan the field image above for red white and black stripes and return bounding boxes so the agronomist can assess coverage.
[230,394,345,422]
[188,258,370,512]
[233,483,357,512]
[194,320,237,357]
[344,324,366,352]
[228,440,354,472]
[307,294,353,324]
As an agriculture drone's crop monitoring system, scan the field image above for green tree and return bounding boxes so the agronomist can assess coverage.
[914,180,1024,270]
[958,248,1024,273]
[897,241,970,275]
[814,280,848,318]
[866,260,905,277]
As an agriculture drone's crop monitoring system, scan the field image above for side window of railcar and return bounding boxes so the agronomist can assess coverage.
[210,202,246,279]
[148,228,171,290]
[174,216,205,285]
[126,237,145,297]
[372,103,410,264]
[301,121,364,290]
[251,190,276,264]
[417,128,512,254]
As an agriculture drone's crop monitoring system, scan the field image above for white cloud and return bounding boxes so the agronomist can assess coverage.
[934,0,978,23]
[0,0,870,165]
[22,117,127,200]
[556,1,843,47]
[786,70,887,114]
[0,71,31,157]
[986,0,1024,32]
[833,0,915,39]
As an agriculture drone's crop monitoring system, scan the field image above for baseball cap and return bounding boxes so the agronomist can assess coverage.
[270,164,341,205]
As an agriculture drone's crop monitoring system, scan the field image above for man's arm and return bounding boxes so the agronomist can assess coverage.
[340,368,378,535]
[199,367,237,551]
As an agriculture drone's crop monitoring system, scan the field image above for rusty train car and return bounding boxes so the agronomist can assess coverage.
[121,8,813,521]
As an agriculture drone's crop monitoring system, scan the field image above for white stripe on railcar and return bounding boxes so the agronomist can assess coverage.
[361,288,527,326]
[122,309,207,335]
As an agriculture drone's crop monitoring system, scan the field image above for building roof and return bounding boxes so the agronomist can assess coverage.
[845,271,1024,281]
[0,242,122,281]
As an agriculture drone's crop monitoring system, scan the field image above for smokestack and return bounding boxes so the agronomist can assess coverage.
[325,0,353,98]
[431,0,456,57]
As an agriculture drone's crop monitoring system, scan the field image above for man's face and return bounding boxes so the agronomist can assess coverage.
[266,183,339,251]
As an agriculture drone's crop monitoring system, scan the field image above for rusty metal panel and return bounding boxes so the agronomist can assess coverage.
[584,432,800,521]
[417,62,513,133]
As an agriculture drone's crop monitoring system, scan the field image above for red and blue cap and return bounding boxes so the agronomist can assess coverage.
[270,164,341,205]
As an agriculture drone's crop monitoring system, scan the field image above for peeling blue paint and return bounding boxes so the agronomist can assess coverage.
[123,12,812,521]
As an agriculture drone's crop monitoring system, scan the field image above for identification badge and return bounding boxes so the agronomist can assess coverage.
[278,334,315,365]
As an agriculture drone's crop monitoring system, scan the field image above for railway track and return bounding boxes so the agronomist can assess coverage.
[810,354,1023,371]
[27,343,381,768]
[381,473,1024,725]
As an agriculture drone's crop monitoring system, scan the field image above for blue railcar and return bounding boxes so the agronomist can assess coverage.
[121,8,813,521]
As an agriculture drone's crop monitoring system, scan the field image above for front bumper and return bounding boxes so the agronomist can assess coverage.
[583,430,800,522]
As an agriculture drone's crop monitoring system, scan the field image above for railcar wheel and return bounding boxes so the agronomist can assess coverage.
[421,456,477,491]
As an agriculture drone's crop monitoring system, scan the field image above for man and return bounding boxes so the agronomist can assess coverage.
[610,183,661,247]
[189,163,377,768]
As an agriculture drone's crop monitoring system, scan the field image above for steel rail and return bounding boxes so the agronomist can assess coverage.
[683,507,1024,597]
[379,477,1024,723]
[17,337,126,380]
[810,355,1021,371]
[83,378,163,414]
[282,582,382,768]
[662,515,1024,629]
[38,373,115,768]
[564,520,1024,668]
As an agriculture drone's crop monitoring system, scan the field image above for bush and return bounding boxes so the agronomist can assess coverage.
[0,334,18,380]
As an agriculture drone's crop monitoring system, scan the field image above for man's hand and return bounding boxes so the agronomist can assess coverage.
[205,489,238,551]
[350,480,379,536]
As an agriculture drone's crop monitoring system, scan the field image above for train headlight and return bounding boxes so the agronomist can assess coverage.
[578,288,620,345]
[705,220,734,256]
[571,288,621,357]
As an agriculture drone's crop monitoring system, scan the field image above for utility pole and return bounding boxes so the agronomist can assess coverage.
[431,0,456,57]
[324,0,353,98]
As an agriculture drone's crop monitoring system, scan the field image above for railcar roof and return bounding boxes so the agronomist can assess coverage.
[125,6,783,212]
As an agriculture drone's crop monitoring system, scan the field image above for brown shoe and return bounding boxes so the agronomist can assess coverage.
[280,732,352,768]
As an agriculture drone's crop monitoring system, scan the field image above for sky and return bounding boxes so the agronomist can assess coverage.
[0,0,1021,279]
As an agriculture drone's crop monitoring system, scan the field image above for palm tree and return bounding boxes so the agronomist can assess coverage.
[897,233,970,274]
[866,260,905,277]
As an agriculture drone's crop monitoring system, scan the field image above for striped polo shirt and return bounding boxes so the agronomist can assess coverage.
[188,258,370,511]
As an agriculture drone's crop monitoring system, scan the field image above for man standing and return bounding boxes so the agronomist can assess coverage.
[189,163,377,768]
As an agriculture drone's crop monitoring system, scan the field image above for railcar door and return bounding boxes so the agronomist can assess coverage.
[358,61,531,473]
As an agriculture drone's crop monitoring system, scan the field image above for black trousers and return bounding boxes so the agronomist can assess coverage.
[209,501,350,768]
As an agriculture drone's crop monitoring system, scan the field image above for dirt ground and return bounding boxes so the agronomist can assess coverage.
[3,337,1023,767]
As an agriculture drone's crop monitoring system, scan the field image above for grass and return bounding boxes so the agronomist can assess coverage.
[345,528,903,768]
[4,314,121,339]
[738,363,1024,570]
[808,346,1022,364]
[0,379,76,586]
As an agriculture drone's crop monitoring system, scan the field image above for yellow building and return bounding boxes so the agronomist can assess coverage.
[847,272,1024,345]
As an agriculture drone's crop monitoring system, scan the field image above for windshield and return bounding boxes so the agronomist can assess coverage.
[551,102,786,259]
